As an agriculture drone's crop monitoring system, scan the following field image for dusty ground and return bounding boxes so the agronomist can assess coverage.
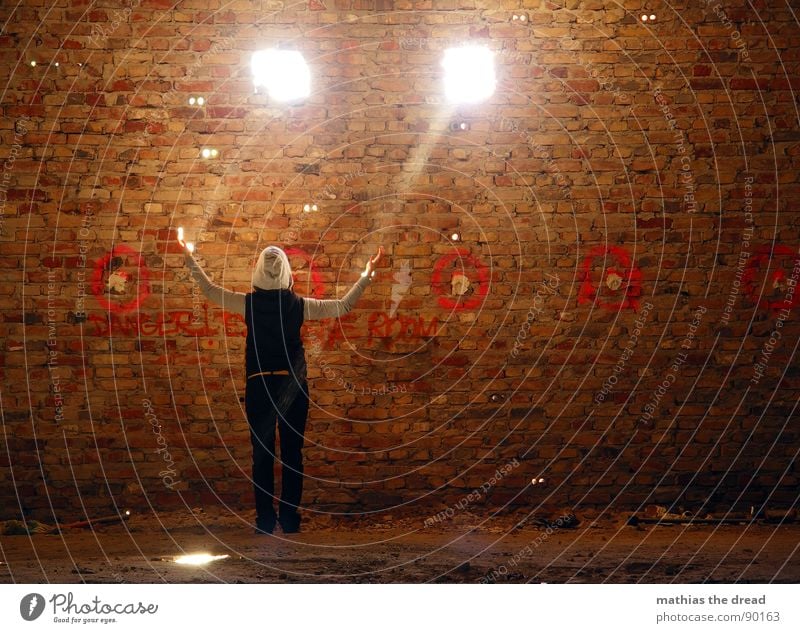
[1,510,798,583]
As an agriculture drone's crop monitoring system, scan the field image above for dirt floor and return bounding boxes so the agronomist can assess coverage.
[1,509,798,583]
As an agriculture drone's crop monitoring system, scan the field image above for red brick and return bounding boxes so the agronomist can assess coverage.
[0,4,796,521]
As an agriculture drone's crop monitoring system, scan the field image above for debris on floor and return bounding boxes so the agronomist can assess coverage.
[625,504,793,527]
[0,520,53,535]
[2,508,798,583]
[0,512,131,536]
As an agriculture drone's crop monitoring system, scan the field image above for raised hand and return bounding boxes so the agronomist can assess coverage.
[177,227,194,254]
[363,245,384,279]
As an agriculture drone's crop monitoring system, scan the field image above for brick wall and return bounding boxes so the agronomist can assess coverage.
[1,0,798,521]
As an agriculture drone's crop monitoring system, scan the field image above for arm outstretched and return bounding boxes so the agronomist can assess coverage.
[303,275,371,321]
[184,252,246,316]
[303,247,383,321]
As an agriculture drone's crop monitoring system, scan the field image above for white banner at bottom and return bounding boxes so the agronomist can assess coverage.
[1,584,797,632]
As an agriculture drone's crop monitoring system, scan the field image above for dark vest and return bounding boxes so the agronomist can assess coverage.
[244,289,306,379]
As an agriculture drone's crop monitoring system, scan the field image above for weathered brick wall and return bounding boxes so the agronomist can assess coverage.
[1,0,798,522]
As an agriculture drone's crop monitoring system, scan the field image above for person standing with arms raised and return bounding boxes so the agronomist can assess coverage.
[178,232,383,534]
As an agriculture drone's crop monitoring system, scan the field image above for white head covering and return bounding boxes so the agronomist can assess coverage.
[252,246,293,290]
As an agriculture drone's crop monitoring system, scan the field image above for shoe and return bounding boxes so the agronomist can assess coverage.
[278,514,300,534]
[255,517,276,535]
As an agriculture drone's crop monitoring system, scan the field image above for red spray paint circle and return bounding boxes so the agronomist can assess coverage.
[285,247,325,299]
[578,245,642,311]
[91,245,151,313]
[431,249,490,310]
[742,244,800,312]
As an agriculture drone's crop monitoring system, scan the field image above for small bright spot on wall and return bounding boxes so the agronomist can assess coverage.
[449,121,469,132]
[512,13,527,22]
[641,14,656,22]
[201,148,218,159]
[442,45,496,105]
[30,60,36,67]
[450,232,461,241]
[252,49,311,102]
[303,203,318,212]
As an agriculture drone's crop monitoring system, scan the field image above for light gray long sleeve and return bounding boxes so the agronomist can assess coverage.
[303,274,372,321]
[184,252,372,320]
[185,253,246,315]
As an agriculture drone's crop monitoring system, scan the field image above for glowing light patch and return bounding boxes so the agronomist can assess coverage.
[442,46,496,104]
[252,49,311,102]
[388,259,412,317]
[174,553,230,566]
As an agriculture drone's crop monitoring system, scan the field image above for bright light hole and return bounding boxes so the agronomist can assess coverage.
[252,49,311,102]
[442,45,496,105]
[174,553,229,566]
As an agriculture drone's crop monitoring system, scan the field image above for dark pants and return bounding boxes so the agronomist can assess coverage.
[245,374,309,529]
